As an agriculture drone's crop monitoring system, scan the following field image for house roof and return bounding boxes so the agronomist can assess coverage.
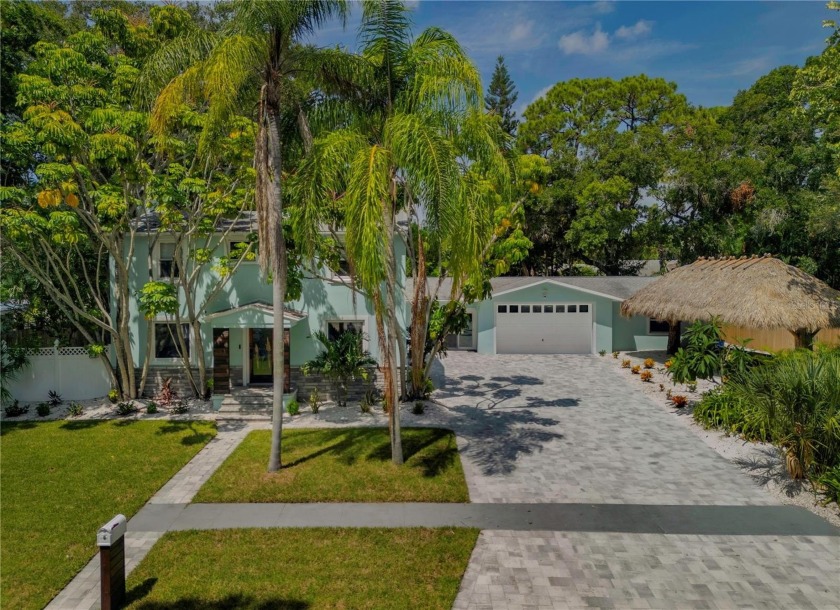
[407,276,656,302]
[620,255,840,332]
[132,211,258,233]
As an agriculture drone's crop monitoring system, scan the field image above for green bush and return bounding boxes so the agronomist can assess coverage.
[116,401,137,416]
[697,349,839,482]
[67,403,84,417]
[412,400,425,415]
[286,400,300,416]
[36,403,51,417]
[146,402,159,414]
[170,400,190,414]
[817,465,840,506]
[4,401,28,417]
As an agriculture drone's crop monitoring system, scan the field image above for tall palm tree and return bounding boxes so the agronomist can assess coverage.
[147,0,351,471]
[295,0,509,464]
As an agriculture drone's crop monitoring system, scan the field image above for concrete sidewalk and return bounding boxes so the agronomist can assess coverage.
[129,501,839,537]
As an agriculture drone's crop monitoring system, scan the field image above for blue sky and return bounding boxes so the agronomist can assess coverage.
[312,1,833,114]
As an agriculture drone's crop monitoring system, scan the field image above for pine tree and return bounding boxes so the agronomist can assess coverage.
[485,55,519,137]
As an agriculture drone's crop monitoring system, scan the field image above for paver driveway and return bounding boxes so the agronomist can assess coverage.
[434,352,840,610]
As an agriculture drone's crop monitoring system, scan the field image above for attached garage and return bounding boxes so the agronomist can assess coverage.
[496,302,593,354]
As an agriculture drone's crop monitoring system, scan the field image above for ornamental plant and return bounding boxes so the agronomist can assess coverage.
[621,359,632,368]
[640,371,653,382]
[671,395,689,408]
[631,365,641,375]
[643,358,655,369]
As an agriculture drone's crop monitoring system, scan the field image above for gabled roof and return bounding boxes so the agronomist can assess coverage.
[406,276,656,302]
[132,211,259,233]
[620,255,840,331]
[204,301,307,323]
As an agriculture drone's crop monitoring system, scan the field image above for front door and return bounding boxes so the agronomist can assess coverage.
[249,328,291,392]
[213,328,231,394]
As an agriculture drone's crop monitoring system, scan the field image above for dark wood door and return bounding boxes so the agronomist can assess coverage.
[213,328,231,394]
[249,328,290,392]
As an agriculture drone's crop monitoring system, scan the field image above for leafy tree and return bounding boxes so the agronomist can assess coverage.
[149,0,350,471]
[485,55,519,137]
[518,75,688,274]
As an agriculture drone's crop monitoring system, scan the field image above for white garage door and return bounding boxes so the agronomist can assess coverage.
[496,303,593,354]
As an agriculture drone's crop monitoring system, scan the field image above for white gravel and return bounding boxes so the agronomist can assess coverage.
[608,350,839,527]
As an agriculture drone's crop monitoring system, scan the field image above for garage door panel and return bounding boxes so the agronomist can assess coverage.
[496,304,592,354]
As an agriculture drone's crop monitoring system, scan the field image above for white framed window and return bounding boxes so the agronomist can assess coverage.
[327,319,364,341]
[154,241,179,280]
[153,322,191,361]
[648,318,671,335]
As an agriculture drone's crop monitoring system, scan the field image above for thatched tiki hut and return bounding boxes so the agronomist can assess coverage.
[620,254,840,353]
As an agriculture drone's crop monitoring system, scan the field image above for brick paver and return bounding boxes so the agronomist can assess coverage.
[436,353,840,610]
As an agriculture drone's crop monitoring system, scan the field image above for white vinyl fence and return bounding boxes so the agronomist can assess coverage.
[4,344,112,402]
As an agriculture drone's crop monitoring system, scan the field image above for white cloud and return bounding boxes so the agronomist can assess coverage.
[615,19,653,40]
[593,1,615,14]
[509,20,535,44]
[558,24,610,55]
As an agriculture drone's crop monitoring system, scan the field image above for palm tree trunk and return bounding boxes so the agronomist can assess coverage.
[265,106,287,473]
[382,202,403,465]
[409,232,429,398]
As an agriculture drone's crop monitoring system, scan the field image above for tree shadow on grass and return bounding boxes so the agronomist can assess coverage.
[0,420,39,436]
[156,421,218,446]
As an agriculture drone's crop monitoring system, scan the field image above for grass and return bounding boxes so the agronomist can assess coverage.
[194,427,469,503]
[125,528,478,609]
[0,420,217,610]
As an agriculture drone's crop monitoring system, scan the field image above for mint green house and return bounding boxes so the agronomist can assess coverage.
[425,277,670,355]
[125,213,406,397]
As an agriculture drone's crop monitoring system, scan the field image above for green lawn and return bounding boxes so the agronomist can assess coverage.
[194,427,469,503]
[0,420,216,610]
[126,527,478,609]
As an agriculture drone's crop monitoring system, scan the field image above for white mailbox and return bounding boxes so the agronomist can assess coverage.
[97,514,127,547]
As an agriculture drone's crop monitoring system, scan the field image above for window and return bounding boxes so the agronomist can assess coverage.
[497,305,508,313]
[158,243,178,279]
[533,305,542,313]
[334,254,352,278]
[556,305,565,313]
[648,319,671,335]
[521,305,531,313]
[154,323,190,359]
[568,305,577,313]
[228,236,258,262]
[327,320,363,342]
[580,305,589,313]
[509,305,519,313]
[544,305,553,313]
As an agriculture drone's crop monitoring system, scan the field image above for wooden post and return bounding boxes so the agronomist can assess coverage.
[98,515,127,610]
[792,329,816,351]
[666,320,681,355]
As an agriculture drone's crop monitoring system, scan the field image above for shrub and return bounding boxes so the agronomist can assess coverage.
[612,351,619,359]
[47,390,63,407]
[146,402,159,414]
[686,381,698,393]
[359,401,372,414]
[817,465,840,506]
[67,403,84,417]
[108,388,119,403]
[598,350,606,357]
[640,371,653,382]
[631,365,640,375]
[36,403,51,417]
[157,378,176,406]
[116,401,137,416]
[643,358,655,369]
[302,330,375,407]
[621,359,631,368]
[724,349,840,480]
[670,395,688,408]
[412,400,425,415]
[286,400,300,416]
[171,400,190,414]
[4,400,28,417]
[309,388,321,413]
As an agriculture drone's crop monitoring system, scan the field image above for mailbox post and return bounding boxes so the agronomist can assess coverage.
[97,514,127,610]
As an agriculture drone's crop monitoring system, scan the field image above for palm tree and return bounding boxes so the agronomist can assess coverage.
[147,0,351,471]
[294,0,509,464]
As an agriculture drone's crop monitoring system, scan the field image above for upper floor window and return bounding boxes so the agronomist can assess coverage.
[327,320,363,342]
[157,242,178,279]
[227,235,258,262]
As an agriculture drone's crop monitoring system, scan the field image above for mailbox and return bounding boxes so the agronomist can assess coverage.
[97,515,127,547]
[98,514,127,610]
